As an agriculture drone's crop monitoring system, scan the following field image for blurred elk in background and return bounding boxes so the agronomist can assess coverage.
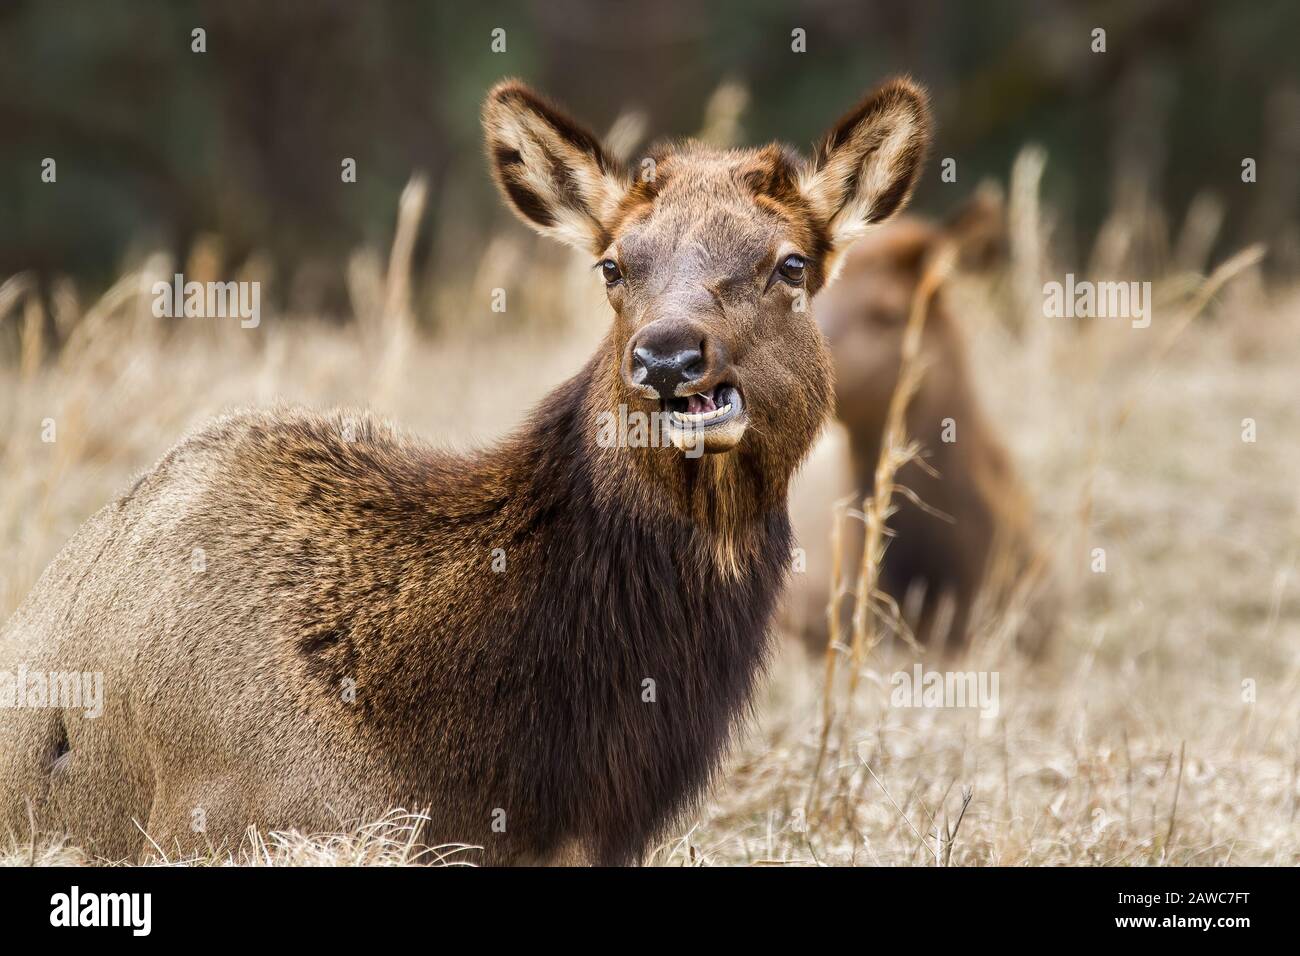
[809,187,1056,654]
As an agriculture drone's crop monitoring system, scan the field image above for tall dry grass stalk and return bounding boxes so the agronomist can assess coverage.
[0,272,31,323]
[20,288,44,382]
[847,245,958,672]
[1009,146,1048,329]
[1116,243,1265,430]
[1174,192,1226,274]
[1071,242,1266,576]
[698,79,750,149]
[810,243,957,809]
[376,175,427,404]
[347,174,428,408]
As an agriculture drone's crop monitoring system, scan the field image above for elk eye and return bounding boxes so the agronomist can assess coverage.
[599,259,623,285]
[777,254,806,285]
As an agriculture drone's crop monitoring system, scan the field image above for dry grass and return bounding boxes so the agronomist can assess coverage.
[674,231,1300,868]
[2,812,477,867]
[2,160,1299,866]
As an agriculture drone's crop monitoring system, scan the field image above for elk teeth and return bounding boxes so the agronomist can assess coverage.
[672,403,732,424]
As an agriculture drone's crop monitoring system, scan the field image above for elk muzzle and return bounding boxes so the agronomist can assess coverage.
[622,318,747,454]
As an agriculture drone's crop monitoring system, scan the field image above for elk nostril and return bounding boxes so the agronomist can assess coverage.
[630,344,708,398]
[680,348,704,380]
[631,347,653,385]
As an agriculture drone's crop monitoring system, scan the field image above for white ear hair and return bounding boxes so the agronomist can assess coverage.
[800,78,931,251]
[484,81,629,252]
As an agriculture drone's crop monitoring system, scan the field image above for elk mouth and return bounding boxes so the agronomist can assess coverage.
[664,384,744,428]
[661,383,747,454]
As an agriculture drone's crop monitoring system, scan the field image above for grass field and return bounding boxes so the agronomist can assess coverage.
[2,170,1298,866]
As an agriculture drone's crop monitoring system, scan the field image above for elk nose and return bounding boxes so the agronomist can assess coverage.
[630,344,705,399]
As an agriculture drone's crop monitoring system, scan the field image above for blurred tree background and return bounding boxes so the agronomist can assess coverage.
[1,0,1296,316]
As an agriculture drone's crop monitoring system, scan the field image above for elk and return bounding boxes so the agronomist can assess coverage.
[0,78,930,865]
[814,190,1054,653]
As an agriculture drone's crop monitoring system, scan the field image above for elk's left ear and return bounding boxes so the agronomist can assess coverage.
[801,77,932,252]
[942,181,1008,270]
[483,80,629,253]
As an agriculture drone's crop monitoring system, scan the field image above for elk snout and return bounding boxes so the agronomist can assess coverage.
[623,319,746,454]
[631,344,703,399]
[624,320,727,400]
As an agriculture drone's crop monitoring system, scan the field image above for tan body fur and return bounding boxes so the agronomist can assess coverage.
[814,195,1053,651]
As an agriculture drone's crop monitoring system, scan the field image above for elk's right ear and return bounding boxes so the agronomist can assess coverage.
[483,81,628,253]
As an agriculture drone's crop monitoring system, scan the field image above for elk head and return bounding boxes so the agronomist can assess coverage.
[817,186,1007,438]
[483,78,931,507]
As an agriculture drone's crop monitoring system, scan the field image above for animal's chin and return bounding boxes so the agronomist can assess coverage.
[662,383,748,454]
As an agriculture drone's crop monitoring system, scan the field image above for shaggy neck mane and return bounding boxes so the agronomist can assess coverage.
[431,357,794,863]
[523,351,792,551]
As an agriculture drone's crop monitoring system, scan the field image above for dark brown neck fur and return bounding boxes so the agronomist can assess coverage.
[298,361,793,865]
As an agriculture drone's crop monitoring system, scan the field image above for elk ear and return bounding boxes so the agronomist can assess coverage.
[801,77,931,252]
[942,181,1008,270]
[483,80,628,253]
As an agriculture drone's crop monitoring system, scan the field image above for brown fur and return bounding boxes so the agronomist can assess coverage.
[814,191,1054,653]
[0,78,930,864]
